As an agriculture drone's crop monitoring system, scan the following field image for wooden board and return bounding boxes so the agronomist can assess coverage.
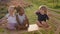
[28,24,41,32]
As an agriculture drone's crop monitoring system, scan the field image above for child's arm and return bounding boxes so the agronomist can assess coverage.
[16,14,21,25]
[46,15,49,20]
[0,15,8,25]
[35,10,40,15]
[1,14,8,20]
[24,15,29,27]
[34,10,37,14]
[1,16,7,20]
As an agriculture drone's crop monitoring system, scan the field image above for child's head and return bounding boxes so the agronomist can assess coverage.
[16,6,24,15]
[39,5,48,14]
[8,6,16,14]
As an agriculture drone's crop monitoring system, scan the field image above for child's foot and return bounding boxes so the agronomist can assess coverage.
[45,26,51,30]
[24,27,28,30]
[38,25,42,27]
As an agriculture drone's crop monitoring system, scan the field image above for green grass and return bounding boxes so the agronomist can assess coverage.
[25,4,38,24]
[0,0,60,34]
[53,11,60,14]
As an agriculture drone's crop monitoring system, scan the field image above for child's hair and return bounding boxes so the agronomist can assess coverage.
[39,5,48,14]
[16,6,24,13]
[8,6,15,12]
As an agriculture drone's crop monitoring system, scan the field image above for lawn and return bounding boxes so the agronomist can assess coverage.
[0,0,60,34]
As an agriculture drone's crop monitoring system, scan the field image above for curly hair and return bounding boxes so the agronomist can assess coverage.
[15,6,24,13]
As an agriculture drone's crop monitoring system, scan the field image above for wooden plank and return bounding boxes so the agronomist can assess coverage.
[28,24,41,32]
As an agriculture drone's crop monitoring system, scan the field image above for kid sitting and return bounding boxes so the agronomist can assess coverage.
[16,6,29,30]
[35,5,49,28]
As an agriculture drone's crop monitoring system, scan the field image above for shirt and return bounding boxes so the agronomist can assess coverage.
[17,14,26,24]
[6,14,17,23]
[36,11,49,22]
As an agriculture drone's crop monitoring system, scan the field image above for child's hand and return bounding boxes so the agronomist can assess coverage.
[26,24,29,28]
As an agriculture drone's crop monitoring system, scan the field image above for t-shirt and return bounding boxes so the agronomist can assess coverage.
[36,11,49,22]
[17,14,26,24]
[5,14,17,23]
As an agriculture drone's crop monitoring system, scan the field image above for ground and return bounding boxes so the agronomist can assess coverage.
[0,0,60,34]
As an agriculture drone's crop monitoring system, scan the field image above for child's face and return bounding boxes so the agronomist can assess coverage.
[40,8,45,15]
[9,8,15,14]
[18,9,24,15]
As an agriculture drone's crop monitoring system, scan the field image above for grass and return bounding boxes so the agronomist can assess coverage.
[0,0,60,34]
[25,4,38,24]
[53,11,60,14]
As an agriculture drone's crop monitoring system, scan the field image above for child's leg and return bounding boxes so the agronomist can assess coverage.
[23,20,29,29]
[16,25,27,30]
[16,24,22,30]
[42,21,49,28]
[36,21,43,27]
[16,20,29,30]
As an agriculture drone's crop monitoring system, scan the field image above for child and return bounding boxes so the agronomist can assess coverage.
[35,5,49,28]
[16,6,29,30]
[1,6,17,30]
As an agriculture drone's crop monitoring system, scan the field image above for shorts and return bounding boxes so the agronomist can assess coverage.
[7,23,17,30]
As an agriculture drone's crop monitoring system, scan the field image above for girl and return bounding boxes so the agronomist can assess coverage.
[16,6,29,30]
[35,5,49,28]
[1,6,17,30]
